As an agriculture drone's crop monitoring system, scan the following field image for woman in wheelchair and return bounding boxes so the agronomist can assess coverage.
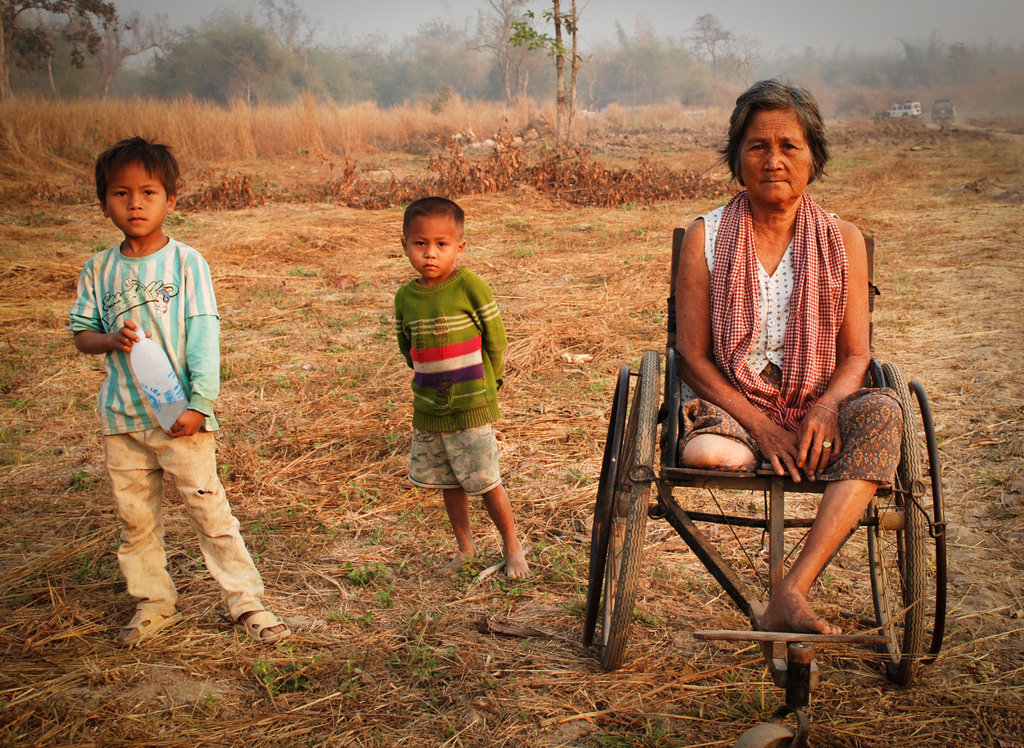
[675,79,903,636]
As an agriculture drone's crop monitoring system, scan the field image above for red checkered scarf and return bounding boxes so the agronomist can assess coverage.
[710,191,848,430]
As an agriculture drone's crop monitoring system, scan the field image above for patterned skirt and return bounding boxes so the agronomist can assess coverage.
[680,370,903,483]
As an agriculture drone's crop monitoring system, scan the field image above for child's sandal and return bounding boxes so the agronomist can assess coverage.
[116,609,183,647]
[235,610,291,644]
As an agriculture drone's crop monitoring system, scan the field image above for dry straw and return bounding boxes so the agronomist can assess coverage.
[1,111,1022,746]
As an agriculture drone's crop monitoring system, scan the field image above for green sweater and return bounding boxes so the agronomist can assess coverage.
[394,268,507,431]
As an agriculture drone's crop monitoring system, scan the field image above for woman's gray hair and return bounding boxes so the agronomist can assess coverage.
[720,79,830,185]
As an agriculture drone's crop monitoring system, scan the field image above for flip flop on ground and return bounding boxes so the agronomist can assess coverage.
[235,610,291,644]
[116,609,183,646]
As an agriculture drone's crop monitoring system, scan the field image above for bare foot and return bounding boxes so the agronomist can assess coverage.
[443,544,477,574]
[503,548,531,579]
[761,587,841,635]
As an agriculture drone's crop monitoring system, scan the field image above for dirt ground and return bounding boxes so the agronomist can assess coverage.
[1,118,1023,747]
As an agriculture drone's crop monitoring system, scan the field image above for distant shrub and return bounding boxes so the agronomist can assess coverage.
[179,173,267,211]
[308,131,726,209]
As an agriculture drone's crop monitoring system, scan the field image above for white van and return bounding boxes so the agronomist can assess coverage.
[885,101,922,119]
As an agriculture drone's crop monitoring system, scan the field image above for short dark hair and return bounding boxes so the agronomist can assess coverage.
[720,79,830,185]
[403,196,464,235]
[95,136,179,203]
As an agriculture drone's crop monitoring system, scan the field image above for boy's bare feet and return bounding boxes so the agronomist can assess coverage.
[443,542,478,573]
[503,548,531,579]
[760,586,841,635]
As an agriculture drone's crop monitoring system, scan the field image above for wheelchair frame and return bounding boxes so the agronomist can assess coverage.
[583,227,948,746]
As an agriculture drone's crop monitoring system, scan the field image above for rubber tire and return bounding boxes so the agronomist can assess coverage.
[869,361,927,685]
[597,350,660,671]
[583,365,630,647]
[733,722,795,748]
[909,380,948,660]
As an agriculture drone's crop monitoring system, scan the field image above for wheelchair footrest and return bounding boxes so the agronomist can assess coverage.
[694,629,889,645]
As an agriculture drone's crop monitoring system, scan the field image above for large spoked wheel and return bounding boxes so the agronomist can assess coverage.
[869,361,929,685]
[586,350,660,671]
[583,365,631,648]
[909,379,947,661]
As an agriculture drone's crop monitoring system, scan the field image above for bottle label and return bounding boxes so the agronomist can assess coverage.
[130,337,189,429]
[140,377,187,407]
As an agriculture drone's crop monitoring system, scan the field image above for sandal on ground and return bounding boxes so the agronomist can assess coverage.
[116,609,183,646]
[235,610,291,644]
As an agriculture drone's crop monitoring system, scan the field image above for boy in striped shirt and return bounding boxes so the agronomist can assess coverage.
[69,137,289,646]
[395,197,530,578]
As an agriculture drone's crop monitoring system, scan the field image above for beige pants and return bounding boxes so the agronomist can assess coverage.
[103,429,264,621]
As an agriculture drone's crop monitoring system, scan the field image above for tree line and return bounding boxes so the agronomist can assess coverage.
[3,0,1022,118]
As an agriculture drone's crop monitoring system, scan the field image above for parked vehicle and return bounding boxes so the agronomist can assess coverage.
[932,99,956,124]
[884,101,923,119]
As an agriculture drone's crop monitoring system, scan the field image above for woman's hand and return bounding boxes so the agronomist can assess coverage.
[797,404,842,479]
[754,421,803,481]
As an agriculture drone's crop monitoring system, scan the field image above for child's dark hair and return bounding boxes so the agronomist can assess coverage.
[403,196,464,235]
[95,136,180,203]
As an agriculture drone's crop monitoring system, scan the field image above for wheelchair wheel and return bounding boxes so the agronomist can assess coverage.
[870,362,928,685]
[590,350,660,671]
[909,379,947,661]
[583,364,630,647]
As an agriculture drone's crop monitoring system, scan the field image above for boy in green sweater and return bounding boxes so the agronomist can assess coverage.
[394,197,530,579]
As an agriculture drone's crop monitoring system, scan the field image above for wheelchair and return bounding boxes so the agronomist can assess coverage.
[583,228,947,747]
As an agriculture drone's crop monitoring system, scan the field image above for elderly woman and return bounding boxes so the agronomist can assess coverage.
[675,79,902,635]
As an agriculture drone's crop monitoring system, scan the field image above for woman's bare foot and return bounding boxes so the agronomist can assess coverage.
[503,548,531,579]
[761,586,841,635]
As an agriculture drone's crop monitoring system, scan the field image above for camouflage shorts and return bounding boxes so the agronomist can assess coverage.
[408,424,502,496]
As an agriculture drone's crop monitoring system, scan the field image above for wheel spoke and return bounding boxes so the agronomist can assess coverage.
[590,351,660,671]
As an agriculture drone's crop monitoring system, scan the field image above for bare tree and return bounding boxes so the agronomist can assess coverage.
[689,13,730,82]
[565,0,581,140]
[730,34,760,87]
[551,0,566,140]
[92,11,167,98]
[510,0,584,144]
[479,0,528,106]
[259,0,315,69]
[0,0,117,101]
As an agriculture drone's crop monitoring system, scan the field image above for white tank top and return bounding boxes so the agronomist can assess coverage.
[702,206,794,375]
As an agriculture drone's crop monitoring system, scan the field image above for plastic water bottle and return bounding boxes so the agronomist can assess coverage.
[129,335,188,430]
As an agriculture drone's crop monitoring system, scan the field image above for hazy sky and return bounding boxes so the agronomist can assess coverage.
[116,0,1024,54]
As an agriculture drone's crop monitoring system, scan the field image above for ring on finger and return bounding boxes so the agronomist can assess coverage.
[822,440,832,449]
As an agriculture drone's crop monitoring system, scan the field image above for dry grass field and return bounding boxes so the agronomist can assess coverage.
[1,111,1023,746]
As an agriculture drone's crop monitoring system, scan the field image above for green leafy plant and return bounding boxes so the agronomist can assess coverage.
[345,562,389,586]
[251,653,320,695]
[69,470,97,491]
[373,582,395,607]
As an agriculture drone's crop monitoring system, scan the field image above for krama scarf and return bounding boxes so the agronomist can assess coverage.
[710,191,848,430]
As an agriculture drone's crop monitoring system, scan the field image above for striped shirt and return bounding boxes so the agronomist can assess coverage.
[394,268,506,432]
[411,335,485,390]
[68,239,221,435]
